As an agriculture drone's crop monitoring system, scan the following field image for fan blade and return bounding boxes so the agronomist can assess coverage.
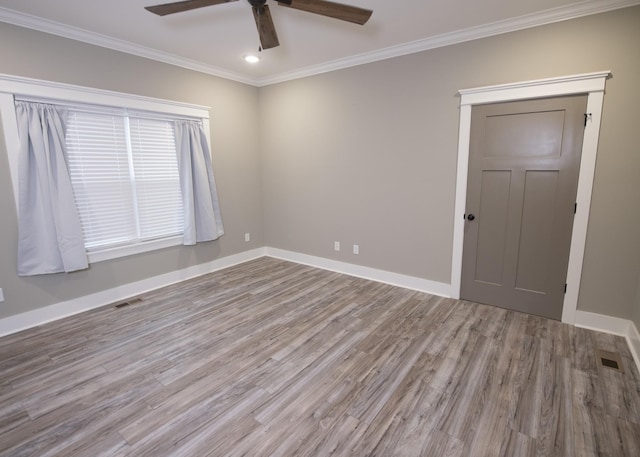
[277,0,372,25]
[145,0,238,16]
[252,5,280,49]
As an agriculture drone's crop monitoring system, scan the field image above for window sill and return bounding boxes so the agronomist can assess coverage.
[87,236,183,263]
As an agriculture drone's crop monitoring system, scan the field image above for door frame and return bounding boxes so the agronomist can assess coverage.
[450,71,610,324]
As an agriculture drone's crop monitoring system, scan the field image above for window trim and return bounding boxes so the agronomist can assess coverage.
[0,73,212,263]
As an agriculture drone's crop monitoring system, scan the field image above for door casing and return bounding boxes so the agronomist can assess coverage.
[451,71,610,324]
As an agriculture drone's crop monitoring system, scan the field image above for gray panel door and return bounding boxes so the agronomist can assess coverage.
[461,95,587,320]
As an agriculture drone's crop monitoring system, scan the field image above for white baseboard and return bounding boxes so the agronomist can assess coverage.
[627,321,640,373]
[574,310,631,335]
[3,245,638,377]
[0,248,267,338]
[575,310,640,373]
[0,246,451,338]
[265,247,453,298]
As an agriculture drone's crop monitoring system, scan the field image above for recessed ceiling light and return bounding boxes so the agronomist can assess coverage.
[243,55,260,64]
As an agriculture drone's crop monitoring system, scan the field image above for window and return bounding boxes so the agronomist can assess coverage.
[0,74,211,263]
[66,109,184,252]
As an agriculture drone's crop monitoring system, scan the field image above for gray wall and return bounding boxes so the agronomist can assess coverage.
[0,23,263,319]
[1,6,639,323]
[260,6,640,319]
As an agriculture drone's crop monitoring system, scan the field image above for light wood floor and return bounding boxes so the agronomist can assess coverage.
[1,257,639,457]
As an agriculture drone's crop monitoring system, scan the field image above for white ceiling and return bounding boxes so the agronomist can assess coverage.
[0,0,637,86]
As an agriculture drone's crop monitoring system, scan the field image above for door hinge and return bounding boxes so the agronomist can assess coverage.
[564,283,567,294]
[574,203,577,214]
[584,113,592,127]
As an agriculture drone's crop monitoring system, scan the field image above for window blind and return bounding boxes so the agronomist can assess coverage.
[66,110,183,252]
[129,117,183,241]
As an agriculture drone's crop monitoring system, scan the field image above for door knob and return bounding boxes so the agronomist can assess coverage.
[466,214,476,221]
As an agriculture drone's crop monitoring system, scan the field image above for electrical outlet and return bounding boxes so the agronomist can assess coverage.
[244,233,250,242]
[334,241,340,252]
[353,244,359,255]
[0,288,4,303]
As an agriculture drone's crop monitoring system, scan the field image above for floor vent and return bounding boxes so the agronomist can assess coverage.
[595,348,624,373]
[114,298,142,309]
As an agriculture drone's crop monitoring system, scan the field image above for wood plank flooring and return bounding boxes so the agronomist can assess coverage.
[1,257,639,456]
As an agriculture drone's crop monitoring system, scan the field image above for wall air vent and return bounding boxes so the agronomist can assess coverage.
[114,298,142,309]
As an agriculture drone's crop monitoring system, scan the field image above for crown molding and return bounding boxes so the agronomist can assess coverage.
[0,6,259,86]
[1,0,638,88]
[256,0,640,86]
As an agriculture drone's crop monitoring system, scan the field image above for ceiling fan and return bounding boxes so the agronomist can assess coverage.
[145,0,373,50]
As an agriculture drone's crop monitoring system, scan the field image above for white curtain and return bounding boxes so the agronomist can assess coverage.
[15,102,88,276]
[174,120,224,245]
